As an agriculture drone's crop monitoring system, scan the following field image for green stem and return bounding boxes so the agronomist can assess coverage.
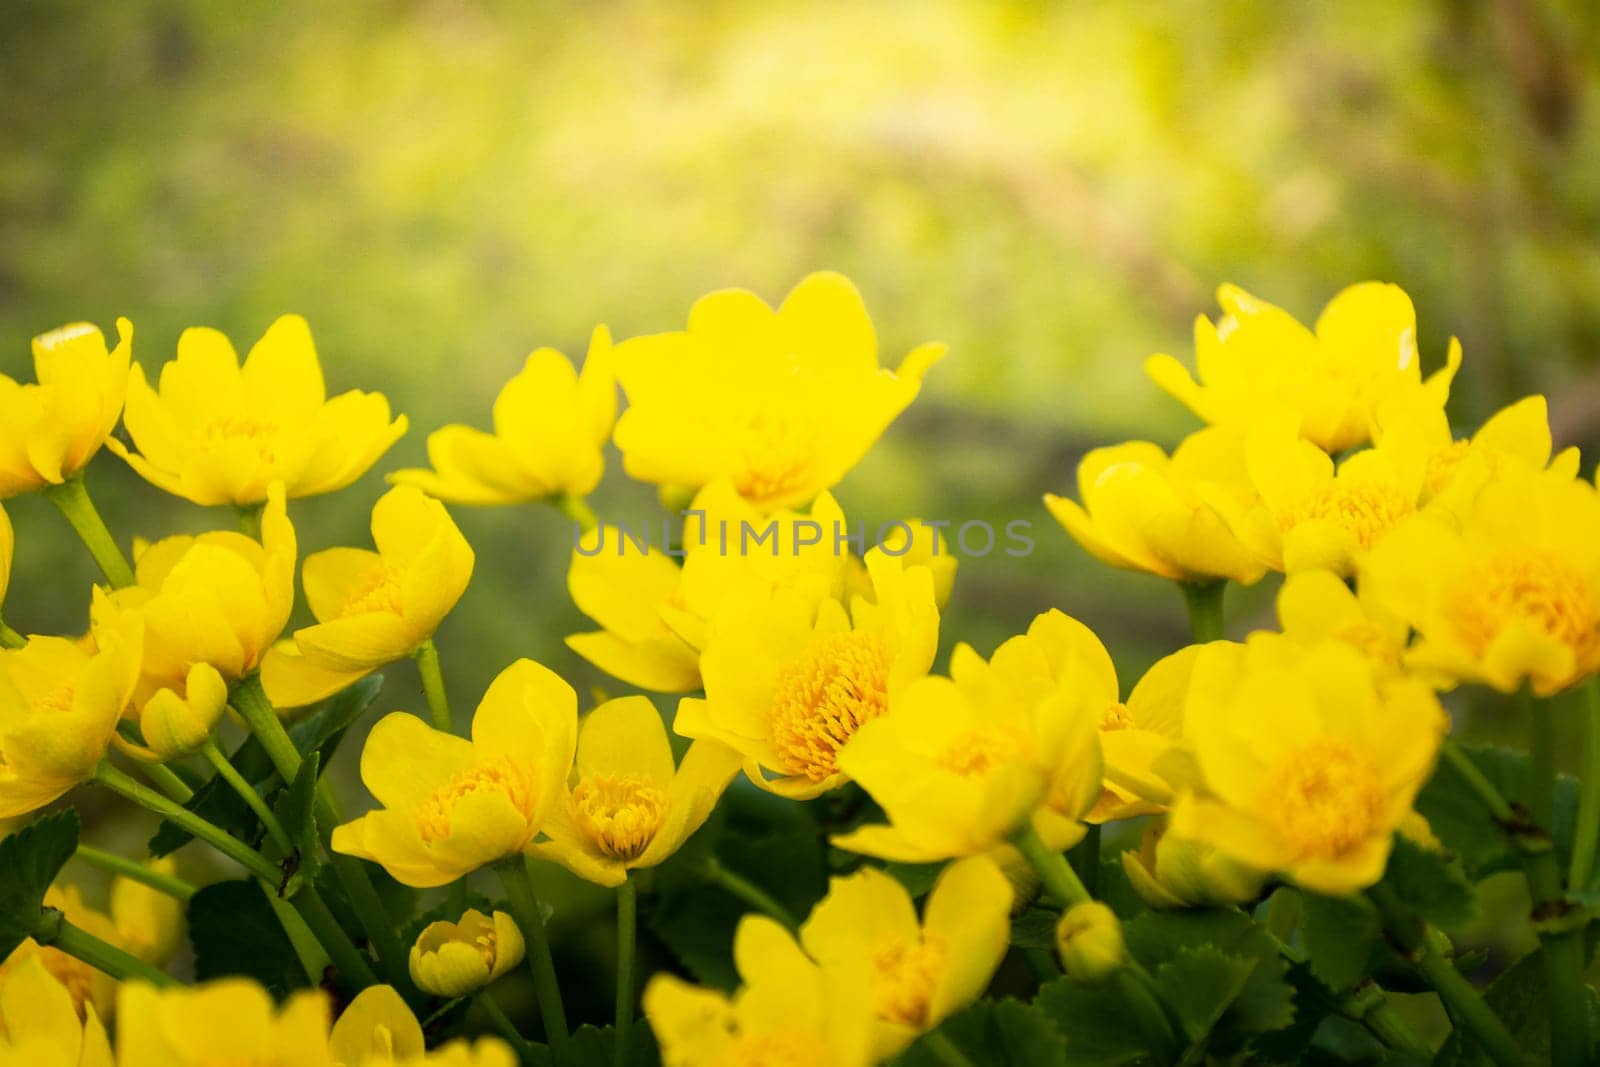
[138,760,195,804]
[1442,739,1517,822]
[1012,822,1092,907]
[1568,677,1600,891]
[202,739,291,852]
[43,475,134,588]
[1067,823,1101,898]
[73,844,196,902]
[555,494,598,535]
[261,881,332,985]
[1351,983,1435,1060]
[700,857,798,930]
[496,856,570,1057]
[0,619,23,649]
[1527,689,1555,831]
[235,503,264,539]
[331,851,417,998]
[93,761,283,884]
[414,639,452,733]
[920,1030,978,1067]
[615,878,637,1067]
[1180,580,1225,643]
[292,882,379,989]
[35,910,175,987]
[230,673,303,782]
[477,992,538,1064]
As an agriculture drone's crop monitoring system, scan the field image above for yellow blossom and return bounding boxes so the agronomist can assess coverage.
[390,327,615,505]
[532,696,738,887]
[844,519,958,609]
[832,610,1103,863]
[1361,461,1600,695]
[1145,282,1461,453]
[1085,644,1205,823]
[2,885,123,1025]
[262,487,475,708]
[331,659,575,888]
[0,956,112,1067]
[613,272,944,510]
[1120,820,1266,910]
[1170,635,1446,894]
[107,859,185,967]
[0,319,132,499]
[798,857,1012,1060]
[1055,902,1126,980]
[676,546,938,798]
[0,624,142,817]
[408,910,524,998]
[1044,426,1267,585]
[0,503,12,613]
[109,314,405,506]
[645,915,877,1067]
[328,985,423,1064]
[1275,570,1408,677]
[116,979,333,1067]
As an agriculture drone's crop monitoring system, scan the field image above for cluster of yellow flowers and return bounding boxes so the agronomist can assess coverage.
[0,273,1593,1066]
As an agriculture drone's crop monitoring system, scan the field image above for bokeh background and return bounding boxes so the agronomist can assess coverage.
[4,0,1600,1038]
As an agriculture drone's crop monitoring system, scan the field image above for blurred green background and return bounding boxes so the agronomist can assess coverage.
[3,0,1599,1032]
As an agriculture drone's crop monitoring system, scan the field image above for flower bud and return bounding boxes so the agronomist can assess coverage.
[409,909,524,998]
[126,663,229,761]
[1055,901,1125,980]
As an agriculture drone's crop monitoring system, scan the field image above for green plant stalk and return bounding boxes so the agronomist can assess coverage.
[555,494,598,535]
[414,639,452,733]
[497,856,571,1058]
[43,475,134,587]
[1067,823,1101,898]
[920,1030,978,1067]
[1344,982,1434,1060]
[93,761,282,884]
[477,992,538,1064]
[1527,689,1555,831]
[74,844,196,902]
[0,619,23,649]
[261,881,332,984]
[292,881,380,989]
[1180,580,1225,643]
[1440,739,1517,822]
[138,760,195,803]
[230,673,303,782]
[615,878,637,1067]
[36,909,175,987]
[700,857,799,930]
[202,738,292,852]
[331,852,417,998]
[1568,677,1600,891]
[1012,822,1091,907]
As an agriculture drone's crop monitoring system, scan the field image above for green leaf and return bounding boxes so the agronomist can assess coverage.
[1153,945,1255,1046]
[1010,907,1060,951]
[288,674,384,765]
[1096,857,1150,922]
[898,997,1069,1067]
[566,1022,660,1067]
[267,752,321,894]
[187,879,305,997]
[1416,742,1580,879]
[1034,976,1151,1067]
[0,810,80,958]
[1299,892,1381,993]
[1250,961,1346,1065]
[1379,836,1476,929]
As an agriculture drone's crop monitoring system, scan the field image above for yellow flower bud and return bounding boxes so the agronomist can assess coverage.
[408,909,524,998]
[115,663,229,762]
[1121,821,1265,910]
[1055,902,1125,981]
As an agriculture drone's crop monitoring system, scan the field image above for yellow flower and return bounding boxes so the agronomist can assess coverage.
[331,659,575,888]
[845,519,958,609]
[1275,570,1408,677]
[1361,462,1600,695]
[0,503,13,613]
[1146,282,1461,453]
[116,979,333,1067]
[566,482,849,693]
[397,1042,516,1067]
[1119,820,1266,910]
[109,314,406,506]
[1086,644,1205,824]
[1044,427,1267,585]
[676,546,938,798]
[107,859,185,967]
[328,985,423,1065]
[262,487,475,708]
[390,328,615,505]
[645,915,877,1067]
[532,696,738,887]
[832,610,1103,863]
[408,910,525,998]
[0,625,142,817]
[1170,635,1446,894]
[613,272,944,510]
[0,956,112,1067]
[798,857,1012,1060]
[0,319,132,499]
[2,884,122,1025]
[1055,902,1126,981]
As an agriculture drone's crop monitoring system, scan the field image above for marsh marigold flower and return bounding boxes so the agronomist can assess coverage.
[0,319,131,499]
[262,486,474,708]
[676,547,938,798]
[2,884,120,1024]
[798,857,1012,1060]
[0,956,112,1067]
[1045,426,1267,585]
[613,272,944,510]
[327,985,423,1064]
[409,910,524,998]
[645,915,876,1067]
[390,328,615,505]
[532,696,738,886]
[117,979,333,1067]
[1120,820,1266,910]
[109,314,405,506]
[1145,282,1461,453]
[332,659,575,887]
[1170,635,1446,894]
[1274,570,1409,678]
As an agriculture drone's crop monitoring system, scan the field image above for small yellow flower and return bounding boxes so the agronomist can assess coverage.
[1055,902,1126,980]
[0,625,142,817]
[390,327,615,505]
[1120,820,1265,910]
[0,319,132,499]
[107,859,185,967]
[109,315,406,506]
[331,659,575,888]
[1170,635,1446,894]
[846,519,958,609]
[832,610,1104,863]
[262,487,475,708]
[798,857,1012,1060]
[1378,393,1576,509]
[1045,427,1267,585]
[1146,282,1461,453]
[676,546,938,798]
[645,915,877,1067]
[0,955,112,1067]
[408,910,525,998]
[116,979,333,1067]
[613,272,944,510]
[532,696,738,887]
[328,985,424,1064]
[1362,462,1600,695]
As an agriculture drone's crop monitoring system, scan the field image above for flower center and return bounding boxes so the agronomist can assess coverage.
[936,725,1034,778]
[769,632,890,781]
[1282,481,1412,550]
[1450,548,1599,670]
[872,935,946,1028]
[413,757,537,846]
[339,565,405,617]
[569,772,670,860]
[723,1032,832,1067]
[1423,439,1470,500]
[733,412,817,506]
[1100,702,1134,731]
[1263,740,1384,860]
[36,681,76,714]
[200,415,283,466]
